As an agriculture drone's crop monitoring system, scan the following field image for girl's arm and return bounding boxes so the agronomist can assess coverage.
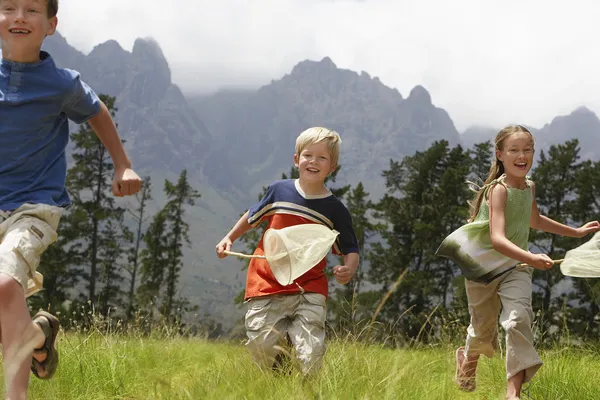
[489,184,553,270]
[529,182,600,237]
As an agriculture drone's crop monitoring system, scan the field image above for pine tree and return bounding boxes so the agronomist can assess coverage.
[328,182,378,332]
[529,140,582,337]
[137,210,169,313]
[97,218,132,315]
[32,211,84,313]
[370,141,471,339]
[65,95,128,304]
[568,158,600,336]
[162,170,200,318]
[469,141,493,184]
[124,177,153,320]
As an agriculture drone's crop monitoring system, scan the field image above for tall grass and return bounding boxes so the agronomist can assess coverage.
[9,331,600,399]
[4,278,600,399]
[0,299,596,399]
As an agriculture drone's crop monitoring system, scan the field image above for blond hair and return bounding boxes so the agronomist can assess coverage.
[467,125,535,222]
[295,127,342,167]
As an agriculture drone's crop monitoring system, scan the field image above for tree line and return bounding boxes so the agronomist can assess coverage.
[34,94,600,342]
[32,95,200,328]
[322,139,600,343]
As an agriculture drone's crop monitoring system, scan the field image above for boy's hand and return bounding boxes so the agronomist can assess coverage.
[216,237,233,258]
[576,221,600,238]
[113,168,142,197]
[528,253,554,270]
[333,264,357,285]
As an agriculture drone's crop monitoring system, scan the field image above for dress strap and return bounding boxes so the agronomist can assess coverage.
[481,174,508,195]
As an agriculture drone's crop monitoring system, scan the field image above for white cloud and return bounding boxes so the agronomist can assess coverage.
[56,0,600,130]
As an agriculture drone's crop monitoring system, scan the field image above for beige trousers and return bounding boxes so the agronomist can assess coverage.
[0,203,62,292]
[464,266,542,382]
[245,292,327,375]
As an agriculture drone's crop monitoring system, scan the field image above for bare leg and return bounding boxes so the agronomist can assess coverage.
[455,346,479,391]
[506,369,524,399]
[0,275,45,400]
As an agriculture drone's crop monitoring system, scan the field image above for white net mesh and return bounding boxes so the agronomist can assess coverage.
[560,232,600,278]
[263,224,339,285]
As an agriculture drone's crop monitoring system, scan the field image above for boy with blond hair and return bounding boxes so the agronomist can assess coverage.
[1,0,142,397]
[216,127,359,375]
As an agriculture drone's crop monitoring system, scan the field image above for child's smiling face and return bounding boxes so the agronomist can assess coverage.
[0,0,57,62]
[294,141,336,185]
[496,132,535,180]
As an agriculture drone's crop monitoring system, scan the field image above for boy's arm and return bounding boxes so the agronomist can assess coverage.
[216,211,253,258]
[333,252,359,285]
[529,182,599,237]
[88,101,142,196]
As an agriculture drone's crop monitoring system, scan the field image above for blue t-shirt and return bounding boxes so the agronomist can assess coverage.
[0,51,100,211]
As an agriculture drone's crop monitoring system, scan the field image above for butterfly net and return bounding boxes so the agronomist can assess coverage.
[263,224,339,286]
[560,232,600,278]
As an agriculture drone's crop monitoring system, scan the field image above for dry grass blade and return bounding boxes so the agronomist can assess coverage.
[369,268,408,327]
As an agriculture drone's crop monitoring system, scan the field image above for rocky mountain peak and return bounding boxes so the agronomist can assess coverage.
[407,85,432,106]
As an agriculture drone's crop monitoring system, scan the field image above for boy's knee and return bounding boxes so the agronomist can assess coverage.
[0,274,24,302]
[247,334,276,352]
[297,348,325,375]
[246,336,285,370]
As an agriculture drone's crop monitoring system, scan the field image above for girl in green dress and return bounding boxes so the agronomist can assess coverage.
[436,125,600,400]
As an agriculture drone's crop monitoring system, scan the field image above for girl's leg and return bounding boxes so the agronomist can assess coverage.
[457,277,502,391]
[498,267,542,399]
[507,370,525,399]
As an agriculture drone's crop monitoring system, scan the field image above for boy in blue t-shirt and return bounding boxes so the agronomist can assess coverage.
[0,0,142,397]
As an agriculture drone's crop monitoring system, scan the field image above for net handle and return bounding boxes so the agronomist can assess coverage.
[517,258,564,268]
[224,250,266,259]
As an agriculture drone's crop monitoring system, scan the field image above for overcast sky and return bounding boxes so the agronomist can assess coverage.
[57,0,599,131]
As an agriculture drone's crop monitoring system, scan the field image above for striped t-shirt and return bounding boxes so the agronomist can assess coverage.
[245,179,359,300]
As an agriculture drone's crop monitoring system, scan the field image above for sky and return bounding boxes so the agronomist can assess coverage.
[56,0,600,131]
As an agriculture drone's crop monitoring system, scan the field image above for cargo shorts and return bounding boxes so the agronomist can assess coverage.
[0,203,62,294]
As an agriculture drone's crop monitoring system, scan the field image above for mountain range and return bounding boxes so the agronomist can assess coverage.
[39,32,600,329]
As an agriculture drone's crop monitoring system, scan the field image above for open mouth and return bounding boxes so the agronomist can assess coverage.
[9,28,31,34]
[515,162,528,170]
[307,167,320,173]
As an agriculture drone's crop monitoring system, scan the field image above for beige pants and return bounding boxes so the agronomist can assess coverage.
[245,292,327,375]
[464,266,542,383]
[0,203,62,292]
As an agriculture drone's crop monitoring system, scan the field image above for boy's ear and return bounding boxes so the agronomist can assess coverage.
[293,153,299,167]
[329,163,337,174]
[46,16,58,36]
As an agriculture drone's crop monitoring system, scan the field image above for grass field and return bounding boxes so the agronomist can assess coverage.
[3,329,599,400]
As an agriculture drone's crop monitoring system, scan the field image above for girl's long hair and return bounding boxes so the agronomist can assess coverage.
[467,125,534,222]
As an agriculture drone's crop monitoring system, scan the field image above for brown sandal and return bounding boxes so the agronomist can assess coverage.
[454,347,477,392]
[30,311,60,379]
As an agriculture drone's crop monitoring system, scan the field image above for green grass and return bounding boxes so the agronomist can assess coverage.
[3,331,598,399]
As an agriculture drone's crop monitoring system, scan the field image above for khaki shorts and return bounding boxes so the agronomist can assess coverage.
[0,203,62,293]
[245,292,327,375]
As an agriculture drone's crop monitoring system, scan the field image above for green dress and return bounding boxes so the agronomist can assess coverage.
[436,175,533,284]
